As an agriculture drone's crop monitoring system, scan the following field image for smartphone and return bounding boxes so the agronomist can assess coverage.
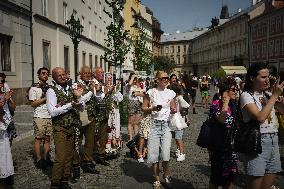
[112,74,116,86]
[156,105,162,111]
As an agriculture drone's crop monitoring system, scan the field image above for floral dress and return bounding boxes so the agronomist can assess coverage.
[209,99,238,186]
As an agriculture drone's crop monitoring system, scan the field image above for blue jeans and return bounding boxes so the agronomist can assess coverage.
[147,120,172,163]
[244,133,282,176]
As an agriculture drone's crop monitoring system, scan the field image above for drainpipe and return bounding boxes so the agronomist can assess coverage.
[30,0,34,83]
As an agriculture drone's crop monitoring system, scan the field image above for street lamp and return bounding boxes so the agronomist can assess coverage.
[66,13,83,82]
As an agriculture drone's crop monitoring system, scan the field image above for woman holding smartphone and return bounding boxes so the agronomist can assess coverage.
[142,71,176,189]
[126,73,145,141]
[208,77,239,189]
[240,63,284,189]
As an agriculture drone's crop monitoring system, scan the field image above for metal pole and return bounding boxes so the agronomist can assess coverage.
[74,43,78,82]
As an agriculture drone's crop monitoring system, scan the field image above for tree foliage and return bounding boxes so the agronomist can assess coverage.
[103,0,130,70]
[132,28,152,74]
[212,68,226,79]
[152,56,176,74]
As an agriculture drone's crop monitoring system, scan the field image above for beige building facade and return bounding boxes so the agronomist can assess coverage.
[192,2,265,76]
[0,0,32,104]
[32,0,112,81]
[161,30,205,76]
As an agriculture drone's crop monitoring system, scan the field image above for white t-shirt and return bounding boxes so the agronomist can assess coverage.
[148,88,176,121]
[128,85,143,101]
[29,87,51,118]
[240,91,277,134]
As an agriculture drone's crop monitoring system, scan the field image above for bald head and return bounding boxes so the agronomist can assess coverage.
[79,66,91,81]
[52,67,67,85]
[94,67,104,82]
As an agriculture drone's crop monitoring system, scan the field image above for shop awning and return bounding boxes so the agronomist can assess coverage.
[221,66,247,75]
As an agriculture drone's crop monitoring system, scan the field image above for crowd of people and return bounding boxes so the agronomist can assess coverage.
[0,62,283,189]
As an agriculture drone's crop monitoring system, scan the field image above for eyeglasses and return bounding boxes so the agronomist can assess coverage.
[158,77,169,81]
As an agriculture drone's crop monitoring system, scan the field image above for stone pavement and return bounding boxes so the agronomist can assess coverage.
[11,90,284,189]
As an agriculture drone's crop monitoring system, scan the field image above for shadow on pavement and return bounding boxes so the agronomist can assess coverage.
[120,159,152,184]
[169,177,195,189]
[194,164,210,177]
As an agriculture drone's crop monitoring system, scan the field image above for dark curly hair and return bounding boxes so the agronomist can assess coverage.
[218,77,237,96]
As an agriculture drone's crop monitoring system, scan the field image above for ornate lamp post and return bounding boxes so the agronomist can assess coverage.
[66,13,83,82]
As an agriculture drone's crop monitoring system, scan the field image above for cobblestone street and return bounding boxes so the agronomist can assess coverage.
[11,91,284,189]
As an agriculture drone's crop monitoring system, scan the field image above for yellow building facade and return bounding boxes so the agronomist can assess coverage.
[123,0,140,37]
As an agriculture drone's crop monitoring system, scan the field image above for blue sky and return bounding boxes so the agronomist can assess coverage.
[141,0,251,33]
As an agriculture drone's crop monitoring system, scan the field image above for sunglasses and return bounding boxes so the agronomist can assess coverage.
[229,87,238,92]
[159,77,169,81]
[0,79,5,83]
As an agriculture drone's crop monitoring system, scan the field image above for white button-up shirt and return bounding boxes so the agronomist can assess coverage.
[46,83,91,117]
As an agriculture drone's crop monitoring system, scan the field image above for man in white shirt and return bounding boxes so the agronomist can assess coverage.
[46,67,84,189]
[72,66,98,182]
[28,67,52,170]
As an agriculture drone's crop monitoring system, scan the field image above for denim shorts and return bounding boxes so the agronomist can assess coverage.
[244,133,282,176]
[174,129,184,140]
[147,120,172,163]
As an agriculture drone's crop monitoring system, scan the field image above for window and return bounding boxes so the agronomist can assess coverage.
[64,46,69,71]
[252,44,257,59]
[94,0,97,13]
[165,47,169,54]
[282,38,284,56]
[89,54,93,69]
[184,45,186,53]
[42,0,48,17]
[95,55,98,67]
[100,56,103,67]
[42,41,51,70]
[275,39,280,56]
[81,16,85,35]
[88,0,91,8]
[269,40,274,57]
[89,22,92,39]
[63,2,68,25]
[99,1,102,18]
[99,29,102,43]
[82,51,86,65]
[94,25,97,40]
[177,46,180,53]
[276,16,281,32]
[171,46,174,53]
[0,34,12,72]
[263,42,267,58]
[257,43,262,59]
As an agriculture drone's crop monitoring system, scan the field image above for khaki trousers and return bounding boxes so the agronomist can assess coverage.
[51,126,74,185]
[94,119,108,159]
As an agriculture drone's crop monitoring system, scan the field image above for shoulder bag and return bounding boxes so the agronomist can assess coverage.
[233,93,262,156]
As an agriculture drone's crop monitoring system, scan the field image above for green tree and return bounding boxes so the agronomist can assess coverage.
[212,68,226,79]
[132,28,152,75]
[152,56,176,74]
[103,0,130,74]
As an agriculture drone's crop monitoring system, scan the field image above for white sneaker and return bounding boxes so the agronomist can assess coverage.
[175,149,180,157]
[177,153,185,162]
[137,156,144,163]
